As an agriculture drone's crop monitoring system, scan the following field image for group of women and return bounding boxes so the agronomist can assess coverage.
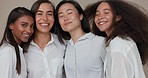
[0,0,148,78]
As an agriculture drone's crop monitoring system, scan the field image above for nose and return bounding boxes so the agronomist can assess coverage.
[98,14,104,20]
[98,16,103,20]
[42,14,47,21]
[26,26,33,34]
[64,15,68,21]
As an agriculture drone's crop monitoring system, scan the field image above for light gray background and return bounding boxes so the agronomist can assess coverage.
[0,0,148,77]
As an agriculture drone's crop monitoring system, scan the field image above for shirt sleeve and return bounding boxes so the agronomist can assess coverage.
[110,52,132,78]
[100,41,107,62]
[0,47,15,78]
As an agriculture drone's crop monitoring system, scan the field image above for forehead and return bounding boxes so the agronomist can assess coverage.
[97,2,111,10]
[15,15,33,23]
[58,3,77,12]
[38,3,53,11]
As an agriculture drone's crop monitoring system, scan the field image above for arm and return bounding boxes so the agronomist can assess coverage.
[0,47,15,78]
[110,52,133,78]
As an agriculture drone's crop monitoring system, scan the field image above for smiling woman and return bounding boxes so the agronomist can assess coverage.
[55,1,106,78]
[23,1,66,78]
[85,0,148,78]
[0,7,34,78]
[0,0,148,78]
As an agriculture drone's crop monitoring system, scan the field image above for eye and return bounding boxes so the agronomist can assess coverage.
[67,11,72,15]
[58,14,64,18]
[104,10,110,14]
[95,12,100,16]
[30,24,34,29]
[95,13,100,16]
[47,12,53,16]
[36,12,42,16]
[21,23,27,28]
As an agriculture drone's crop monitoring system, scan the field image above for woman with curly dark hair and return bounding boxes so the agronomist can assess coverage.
[85,0,148,78]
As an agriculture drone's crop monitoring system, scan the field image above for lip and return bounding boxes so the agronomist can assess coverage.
[22,33,31,38]
[64,21,72,26]
[39,23,50,27]
[98,21,107,25]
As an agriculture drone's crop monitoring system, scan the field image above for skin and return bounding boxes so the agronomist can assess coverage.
[58,3,84,43]
[35,3,54,34]
[34,3,54,50]
[94,2,121,36]
[9,15,34,45]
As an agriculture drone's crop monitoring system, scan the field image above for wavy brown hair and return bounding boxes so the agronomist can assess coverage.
[22,0,55,53]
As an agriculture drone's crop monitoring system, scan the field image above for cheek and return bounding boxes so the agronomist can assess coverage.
[48,16,54,21]
[94,17,98,25]
[30,28,34,34]
[35,15,42,22]
[59,19,64,26]
[106,15,113,22]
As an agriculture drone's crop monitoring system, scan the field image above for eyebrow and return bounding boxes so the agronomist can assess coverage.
[37,10,53,13]
[21,22,28,24]
[96,8,111,12]
[58,9,73,15]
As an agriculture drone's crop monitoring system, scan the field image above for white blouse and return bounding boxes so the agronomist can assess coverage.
[0,43,27,78]
[64,32,106,78]
[104,36,146,78]
[24,34,65,78]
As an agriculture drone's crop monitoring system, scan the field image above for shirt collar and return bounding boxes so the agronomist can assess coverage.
[69,32,95,44]
[30,33,56,47]
[18,45,23,52]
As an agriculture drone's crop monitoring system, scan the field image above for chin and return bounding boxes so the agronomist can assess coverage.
[22,39,29,42]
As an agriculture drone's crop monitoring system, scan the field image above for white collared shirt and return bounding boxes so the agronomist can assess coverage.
[24,33,65,78]
[0,43,27,78]
[104,36,146,78]
[64,32,106,78]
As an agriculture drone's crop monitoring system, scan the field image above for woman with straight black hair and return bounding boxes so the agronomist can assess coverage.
[55,0,106,78]
[0,7,34,78]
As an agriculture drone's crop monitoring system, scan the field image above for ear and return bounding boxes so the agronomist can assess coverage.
[9,23,14,30]
[80,14,83,21]
[115,15,121,22]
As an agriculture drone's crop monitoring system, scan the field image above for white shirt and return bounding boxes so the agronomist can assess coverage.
[24,34,65,78]
[0,43,27,78]
[64,32,106,78]
[104,36,146,78]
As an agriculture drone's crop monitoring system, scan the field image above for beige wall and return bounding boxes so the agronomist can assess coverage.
[0,0,148,77]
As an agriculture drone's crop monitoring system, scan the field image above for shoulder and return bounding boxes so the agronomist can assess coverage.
[0,43,15,57]
[110,36,135,47]
[52,33,60,42]
[51,33,58,38]
[109,36,136,54]
[90,33,105,44]
[51,33,66,47]
[88,32,105,41]
[88,33,106,50]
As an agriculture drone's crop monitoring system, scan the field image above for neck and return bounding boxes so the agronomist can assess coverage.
[70,28,85,44]
[33,32,51,50]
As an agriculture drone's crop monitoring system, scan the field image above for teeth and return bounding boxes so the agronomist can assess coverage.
[23,33,30,37]
[99,21,106,25]
[41,24,48,26]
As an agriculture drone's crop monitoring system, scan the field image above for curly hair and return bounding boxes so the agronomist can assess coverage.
[85,0,148,64]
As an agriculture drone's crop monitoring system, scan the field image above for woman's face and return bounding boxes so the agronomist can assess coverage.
[9,15,34,45]
[58,3,83,33]
[35,3,54,33]
[94,2,117,36]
